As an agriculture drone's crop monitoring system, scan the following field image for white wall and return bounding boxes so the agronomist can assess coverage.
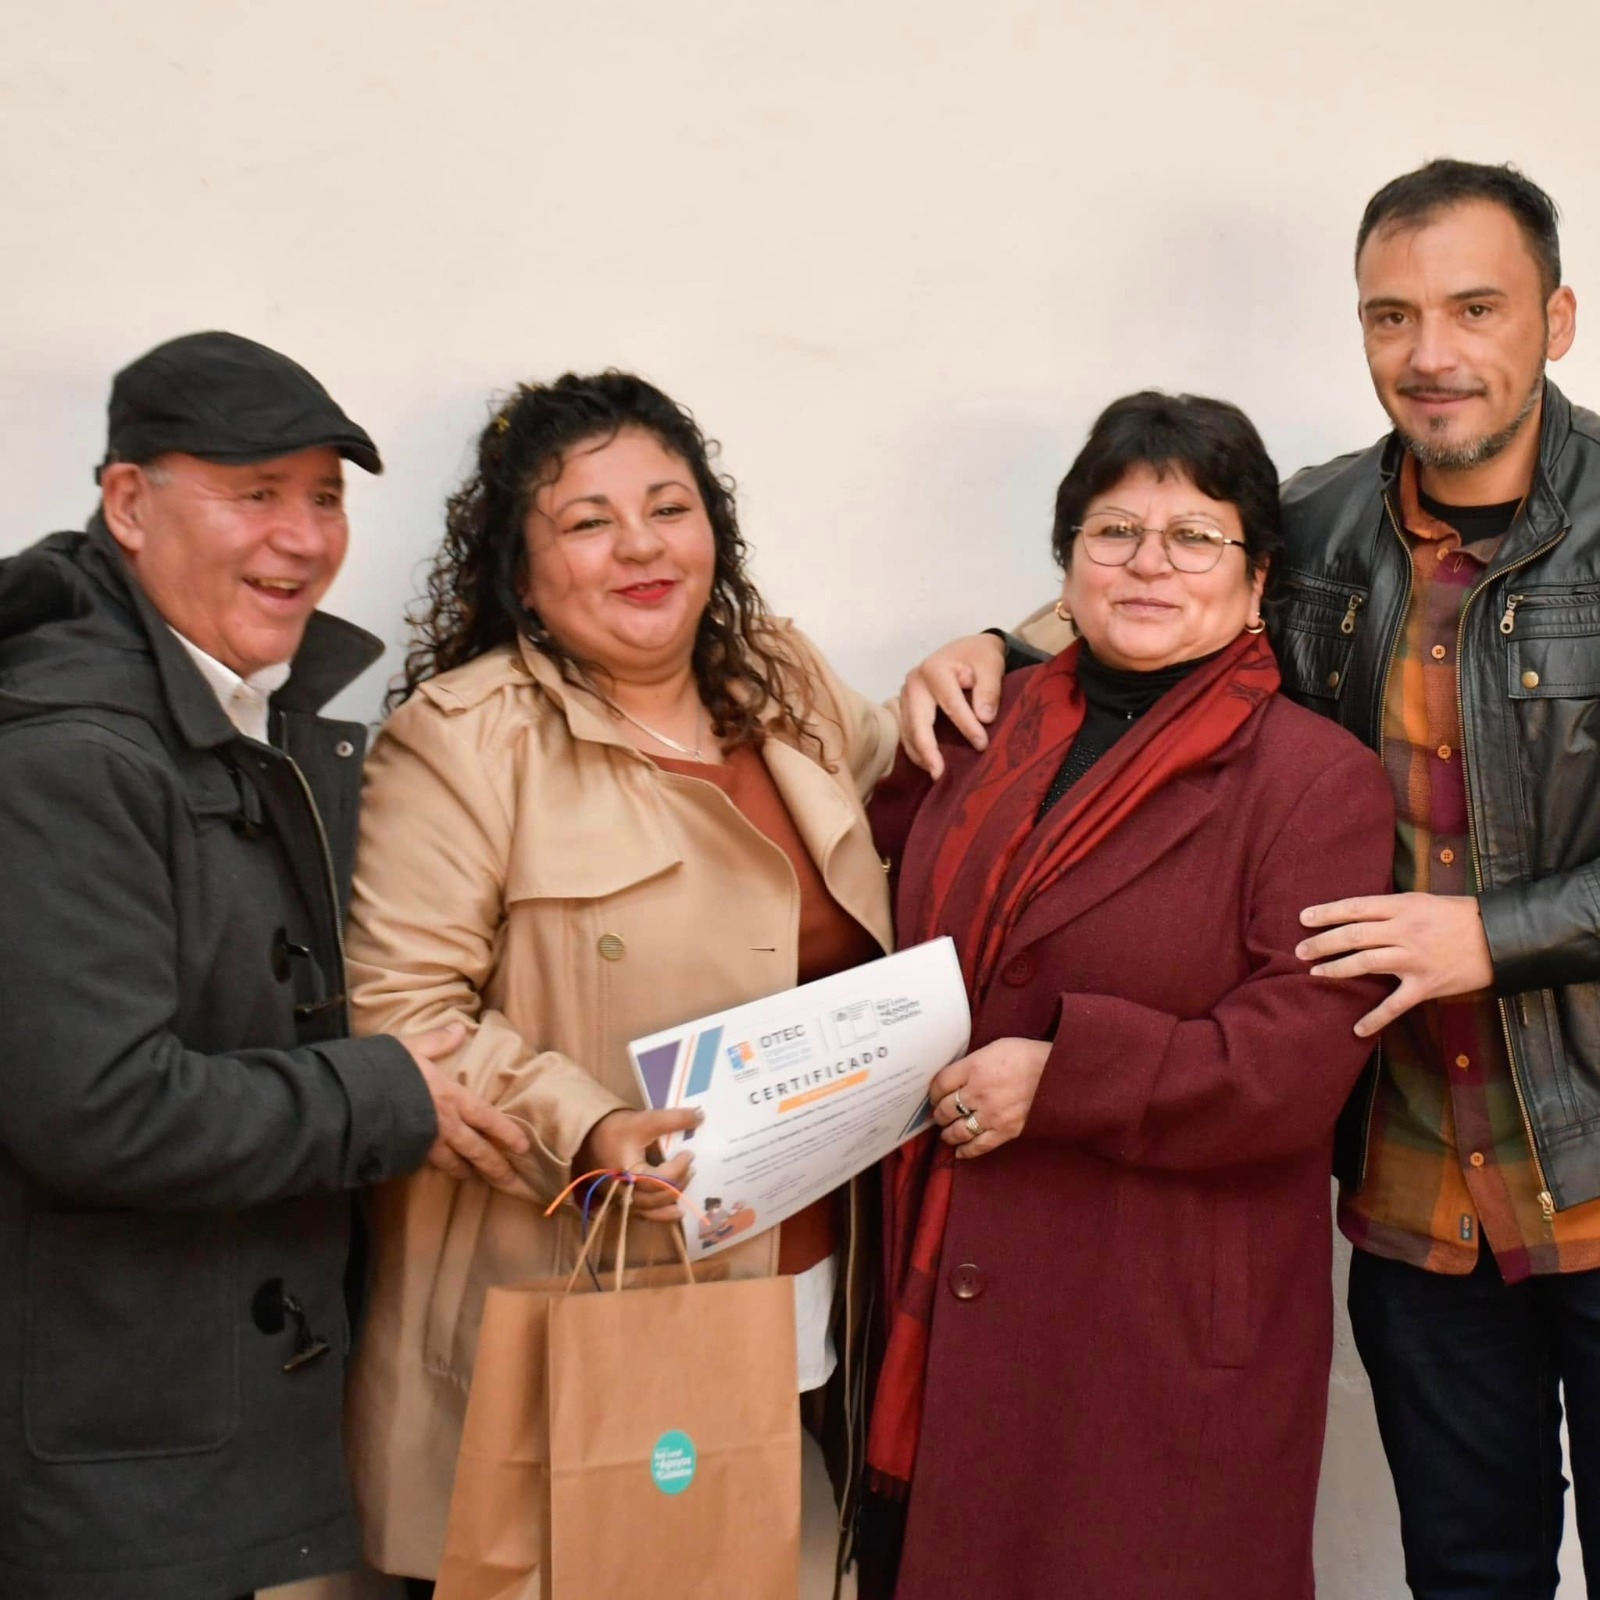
[5,2,1598,1593]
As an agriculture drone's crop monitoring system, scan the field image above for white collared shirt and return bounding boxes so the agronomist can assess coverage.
[169,630,292,744]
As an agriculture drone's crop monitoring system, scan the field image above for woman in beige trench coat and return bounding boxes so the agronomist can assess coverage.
[341,371,898,1592]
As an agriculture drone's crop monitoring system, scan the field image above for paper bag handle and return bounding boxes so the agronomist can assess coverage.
[562,1176,696,1295]
[610,1183,696,1292]
[562,1176,624,1293]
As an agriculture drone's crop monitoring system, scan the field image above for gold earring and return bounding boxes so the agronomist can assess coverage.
[1245,616,1266,634]
[1054,601,1072,624]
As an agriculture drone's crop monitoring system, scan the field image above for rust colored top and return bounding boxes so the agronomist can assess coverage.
[658,743,880,1273]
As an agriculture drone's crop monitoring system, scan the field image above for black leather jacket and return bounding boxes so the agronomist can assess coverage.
[1277,381,1600,1210]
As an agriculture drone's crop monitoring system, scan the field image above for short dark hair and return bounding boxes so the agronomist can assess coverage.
[1355,159,1562,299]
[392,370,813,754]
[1050,391,1281,574]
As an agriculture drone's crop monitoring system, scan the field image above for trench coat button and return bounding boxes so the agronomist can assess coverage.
[1522,670,1541,690]
[1001,954,1034,987]
[598,933,627,961]
[334,739,356,759]
[949,1263,986,1301]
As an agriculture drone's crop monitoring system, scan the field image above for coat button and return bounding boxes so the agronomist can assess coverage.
[949,1262,986,1301]
[334,739,356,759]
[1001,954,1034,987]
[598,934,626,961]
[1327,670,1341,689]
[1522,670,1541,690]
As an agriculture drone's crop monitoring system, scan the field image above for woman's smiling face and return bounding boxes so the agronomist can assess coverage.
[522,427,717,683]
[1061,462,1265,671]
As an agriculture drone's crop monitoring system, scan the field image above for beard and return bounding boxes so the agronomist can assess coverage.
[1398,371,1544,471]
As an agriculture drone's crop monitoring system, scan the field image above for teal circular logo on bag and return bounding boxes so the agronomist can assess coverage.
[651,1429,697,1495]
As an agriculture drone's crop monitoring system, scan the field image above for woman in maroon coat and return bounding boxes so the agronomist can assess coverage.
[860,392,1394,1600]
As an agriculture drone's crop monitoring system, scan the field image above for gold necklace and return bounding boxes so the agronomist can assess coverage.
[605,698,706,761]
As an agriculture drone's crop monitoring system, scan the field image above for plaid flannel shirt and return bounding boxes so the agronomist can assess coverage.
[1336,455,1600,1281]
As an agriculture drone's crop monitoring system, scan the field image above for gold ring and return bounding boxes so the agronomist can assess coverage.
[963,1111,982,1137]
[953,1092,973,1119]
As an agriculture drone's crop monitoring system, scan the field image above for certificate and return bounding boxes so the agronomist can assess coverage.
[628,937,972,1260]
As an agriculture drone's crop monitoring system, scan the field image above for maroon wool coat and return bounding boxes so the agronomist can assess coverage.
[872,676,1394,1600]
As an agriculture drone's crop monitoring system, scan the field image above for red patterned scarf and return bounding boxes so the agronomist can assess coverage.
[864,629,1280,1498]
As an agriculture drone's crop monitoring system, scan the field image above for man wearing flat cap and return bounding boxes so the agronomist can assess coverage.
[0,332,528,1600]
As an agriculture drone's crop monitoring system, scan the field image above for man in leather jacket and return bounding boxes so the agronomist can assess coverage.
[1283,164,1600,1598]
[0,332,529,1600]
[898,161,1600,1597]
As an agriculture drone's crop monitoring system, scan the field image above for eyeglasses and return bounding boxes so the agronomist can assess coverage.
[1071,511,1249,574]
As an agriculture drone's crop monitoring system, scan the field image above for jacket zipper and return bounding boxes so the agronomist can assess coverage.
[1341,593,1366,635]
[250,715,350,1015]
[1455,536,1563,1220]
[1356,494,1416,1187]
[281,748,350,1005]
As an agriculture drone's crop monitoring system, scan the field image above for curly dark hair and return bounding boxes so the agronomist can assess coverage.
[390,370,813,751]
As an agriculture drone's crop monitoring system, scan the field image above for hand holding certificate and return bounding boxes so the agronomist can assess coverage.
[629,937,972,1259]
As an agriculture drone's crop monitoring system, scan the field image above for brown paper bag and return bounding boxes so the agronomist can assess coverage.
[436,1183,800,1600]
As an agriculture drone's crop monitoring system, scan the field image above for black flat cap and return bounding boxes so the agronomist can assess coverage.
[99,330,382,480]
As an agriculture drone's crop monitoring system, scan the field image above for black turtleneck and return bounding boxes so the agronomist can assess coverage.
[1036,644,1223,821]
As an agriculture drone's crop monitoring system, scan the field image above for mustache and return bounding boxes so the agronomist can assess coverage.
[1395,382,1487,401]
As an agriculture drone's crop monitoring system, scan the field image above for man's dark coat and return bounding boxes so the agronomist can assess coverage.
[0,521,436,1600]
[1279,382,1600,1208]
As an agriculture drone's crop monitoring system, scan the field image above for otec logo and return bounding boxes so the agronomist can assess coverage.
[651,1429,697,1495]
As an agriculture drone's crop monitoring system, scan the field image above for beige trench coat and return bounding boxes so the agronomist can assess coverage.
[342,626,897,1580]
